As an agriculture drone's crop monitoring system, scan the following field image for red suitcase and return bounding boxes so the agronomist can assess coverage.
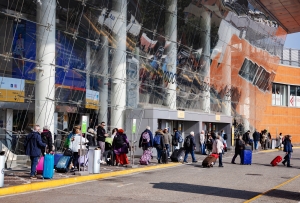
[271,155,282,166]
[211,153,219,159]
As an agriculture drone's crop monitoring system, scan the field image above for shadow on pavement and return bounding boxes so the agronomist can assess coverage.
[150,182,260,200]
[150,182,300,201]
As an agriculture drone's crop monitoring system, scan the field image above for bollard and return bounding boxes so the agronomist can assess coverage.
[0,151,5,187]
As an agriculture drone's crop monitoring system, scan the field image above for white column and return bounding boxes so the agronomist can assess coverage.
[99,35,108,126]
[35,0,56,140]
[200,10,211,113]
[86,44,91,90]
[5,109,13,133]
[110,0,127,129]
[165,0,177,110]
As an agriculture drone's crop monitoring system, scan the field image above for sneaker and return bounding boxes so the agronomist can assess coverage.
[231,162,236,164]
[192,161,198,163]
[30,176,37,179]
[219,165,224,167]
[282,162,286,166]
[287,165,292,168]
[183,161,188,164]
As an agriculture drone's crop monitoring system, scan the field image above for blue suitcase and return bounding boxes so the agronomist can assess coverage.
[55,156,72,173]
[54,154,63,167]
[241,149,252,165]
[43,154,54,179]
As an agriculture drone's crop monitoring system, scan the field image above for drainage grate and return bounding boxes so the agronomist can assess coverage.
[245,174,262,176]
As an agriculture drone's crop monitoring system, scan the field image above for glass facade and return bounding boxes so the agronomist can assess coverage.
[0,0,287,133]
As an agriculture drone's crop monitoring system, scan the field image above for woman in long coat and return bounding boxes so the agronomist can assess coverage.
[112,128,130,166]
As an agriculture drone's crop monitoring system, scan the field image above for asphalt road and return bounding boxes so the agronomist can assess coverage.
[1,149,300,203]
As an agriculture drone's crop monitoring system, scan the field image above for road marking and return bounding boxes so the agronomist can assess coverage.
[244,173,300,203]
[117,183,133,188]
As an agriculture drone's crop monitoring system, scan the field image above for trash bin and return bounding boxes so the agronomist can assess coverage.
[88,147,101,174]
[271,139,276,149]
[0,151,5,187]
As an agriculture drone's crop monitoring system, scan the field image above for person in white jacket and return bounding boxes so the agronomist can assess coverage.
[212,135,224,167]
[69,128,89,171]
[199,130,205,155]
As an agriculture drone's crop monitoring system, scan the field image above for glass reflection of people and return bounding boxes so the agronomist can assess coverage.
[14,33,25,70]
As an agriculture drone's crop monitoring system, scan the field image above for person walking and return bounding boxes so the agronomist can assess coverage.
[183,131,197,163]
[41,125,53,155]
[113,129,130,166]
[278,133,283,149]
[162,128,171,158]
[97,122,108,163]
[153,129,165,164]
[172,128,181,151]
[252,130,260,150]
[242,130,250,145]
[261,130,267,150]
[139,126,154,151]
[24,125,46,179]
[231,135,245,164]
[212,135,224,167]
[199,130,206,155]
[282,135,293,167]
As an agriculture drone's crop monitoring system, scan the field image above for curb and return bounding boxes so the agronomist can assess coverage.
[0,162,181,196]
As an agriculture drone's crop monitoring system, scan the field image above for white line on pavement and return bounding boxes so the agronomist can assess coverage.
[117,183,133,187]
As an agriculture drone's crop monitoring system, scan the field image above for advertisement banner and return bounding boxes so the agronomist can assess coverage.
[0,77,25,102]
[85,89,99,109]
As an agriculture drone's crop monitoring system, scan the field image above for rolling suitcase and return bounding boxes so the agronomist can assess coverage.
[202,155,217,168]
[241,150,252,165]
[271,155,282,166]
[161,149,168,164]
[54,154,63,167]
[36,156,44,175]
[140,149,152,165]
[170,148,185,162]
[105,150,115,166]
[55,156,72,172]
[43,154,54,179]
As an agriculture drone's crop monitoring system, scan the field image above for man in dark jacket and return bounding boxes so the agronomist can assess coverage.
[231,135,245,164]
[282,135,293,167]
[153,129,165,163]
[252,130,260,150]
[97,122,108,163]
[24,125,46,179]
[139,126,153,151]
[183,131,197,163]
[172,128,180,151]
[242,130,250,144]
[41,125,53,155]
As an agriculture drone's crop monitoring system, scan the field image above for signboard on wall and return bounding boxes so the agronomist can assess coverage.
[289,95,300,107]
[0,77,25,102]
[178,111,185,119]
[85,89,99,109]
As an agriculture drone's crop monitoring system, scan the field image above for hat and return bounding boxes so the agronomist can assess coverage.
[43,125,50,130]
[118,128,124,133]
[88,128,95,134]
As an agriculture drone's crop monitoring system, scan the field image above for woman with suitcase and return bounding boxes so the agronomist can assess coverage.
[231,135,245,164]
[113,128,130,166]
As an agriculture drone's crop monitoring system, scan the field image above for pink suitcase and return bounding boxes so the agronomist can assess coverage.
[36,156,44,175]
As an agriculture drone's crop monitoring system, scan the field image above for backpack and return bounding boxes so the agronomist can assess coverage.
[223,134,227,140]
[178,133,183,143]
[153,134,161,147]
[142,131,150,144]
[184,136,191,149]
[115,135,124,148]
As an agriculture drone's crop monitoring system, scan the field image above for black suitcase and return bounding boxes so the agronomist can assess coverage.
[170,148,185,162]
[161,149,168,164]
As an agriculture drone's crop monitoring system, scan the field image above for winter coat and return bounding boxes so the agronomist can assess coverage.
[24,131,46,157]
[283,138,293,153]
[162,132,171,145]
[199,133,205,144]
[113,133,130,155]
[69,134,89,153]
[234,139,245,154]
[212,139,224,154]
[97,126,106,142]
[154,132,165,149]
[253,131,260,141]
[41,130,53,152]
[185,135,196,150]
[139,129,153,148]
[172,131,181,146]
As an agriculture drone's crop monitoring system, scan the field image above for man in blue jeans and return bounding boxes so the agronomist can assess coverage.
[24,125,46,179]
[252,130,260,150]
[163,128,171,158]
[183,131,197,163]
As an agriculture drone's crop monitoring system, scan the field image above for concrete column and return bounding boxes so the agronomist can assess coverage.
[99,35,108,126]
[197,10,211,113]
[164,0,177,110]
[110,0,127,129]
[35,0,56,139]
[86,44,91,90]
[5,109,13,133]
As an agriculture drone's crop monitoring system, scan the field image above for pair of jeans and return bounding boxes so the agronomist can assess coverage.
[183,149,196,162]
[283,152,291,166]
[199,143,205,154]
[219,153,223,166]
[165,144,170,158]
[30,156,39,176]
[98,141,105,160]
[73,152,79,170]
[156,147,162,160]
[254,141,259,150]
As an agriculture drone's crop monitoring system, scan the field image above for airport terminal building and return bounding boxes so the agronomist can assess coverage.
[0,0,299,157]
